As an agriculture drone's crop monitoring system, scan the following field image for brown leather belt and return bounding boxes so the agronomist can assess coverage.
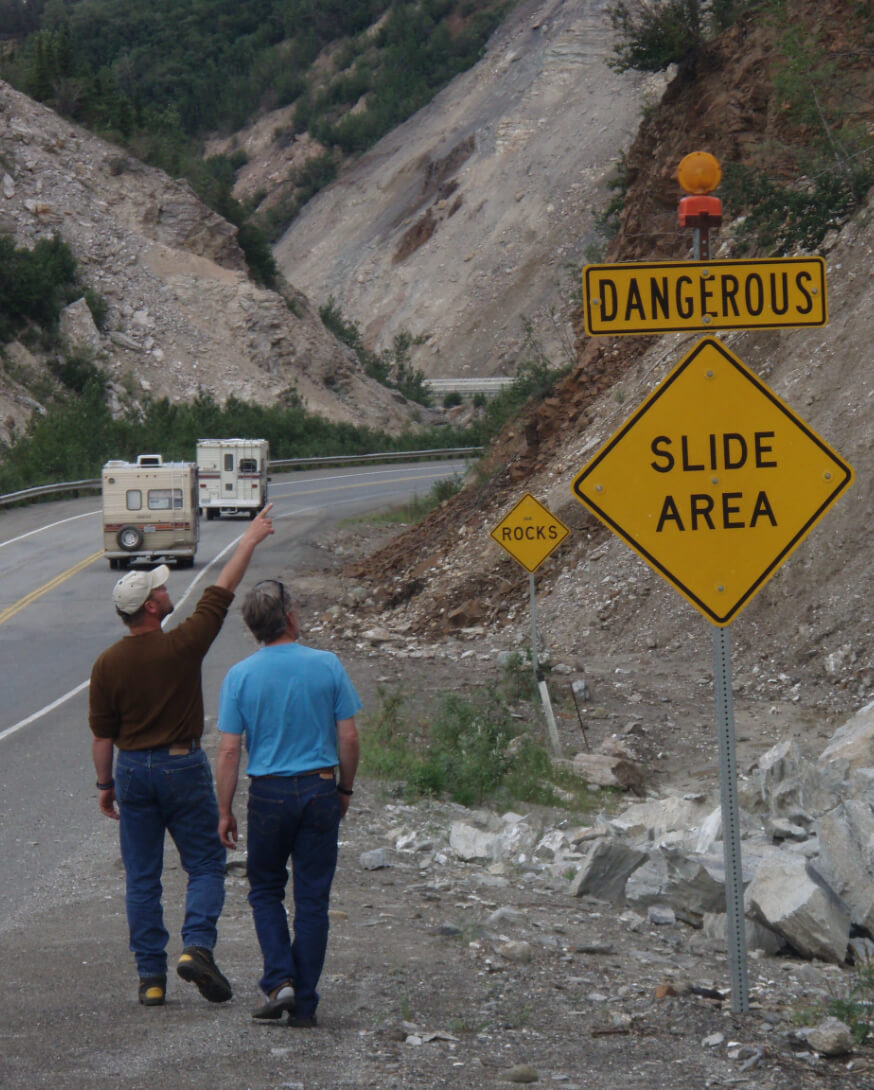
[252,767,335,780]
[168,739,201,755]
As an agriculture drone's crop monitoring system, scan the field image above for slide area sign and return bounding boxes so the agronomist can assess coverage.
[490,493,570,573]
[583,257,827,335]
[570,337,853,625]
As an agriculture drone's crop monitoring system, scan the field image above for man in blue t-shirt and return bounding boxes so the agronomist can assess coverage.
[216,578,361,1027]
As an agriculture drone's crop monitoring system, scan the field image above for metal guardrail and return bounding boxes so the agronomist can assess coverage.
[268,447,481,471]
[426,377,513,394]
[0,447,483,509]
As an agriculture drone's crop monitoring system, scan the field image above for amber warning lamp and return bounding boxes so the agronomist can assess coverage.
[677,152,722,258]
[678,151,722,222]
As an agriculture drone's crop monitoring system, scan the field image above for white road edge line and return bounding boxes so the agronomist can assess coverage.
[0,508,100,550]
[0,469,453,742]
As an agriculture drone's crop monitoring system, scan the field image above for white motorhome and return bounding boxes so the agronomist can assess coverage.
[102,454,199,570]
[195,438,269,519]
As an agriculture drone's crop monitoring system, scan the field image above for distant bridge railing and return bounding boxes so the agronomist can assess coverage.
[426,377,512,396]
[0,447,483,509]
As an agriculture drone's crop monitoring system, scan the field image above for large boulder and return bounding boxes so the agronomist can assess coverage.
[624,849,726,927]
[569,839,648,902]
[815,799,874,932]
[745,854,851,963]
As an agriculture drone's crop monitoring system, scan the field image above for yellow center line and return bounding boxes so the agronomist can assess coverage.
[0,468,451,626]
[0,549,105,626]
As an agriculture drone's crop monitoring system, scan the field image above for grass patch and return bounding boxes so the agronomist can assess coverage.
[360,676,603,813]
[824,951,874,1045]
[357,473,463,526]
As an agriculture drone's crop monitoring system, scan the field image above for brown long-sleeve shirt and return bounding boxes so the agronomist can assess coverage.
[89,585,233,750]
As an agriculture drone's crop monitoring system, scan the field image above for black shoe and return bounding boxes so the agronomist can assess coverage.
[289,1012,318,1028]
[138,975,166,1006]
[252,982,296,1021]
[176,946,232,1003]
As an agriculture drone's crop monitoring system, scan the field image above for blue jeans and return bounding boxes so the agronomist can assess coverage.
[115,746,226,979]
[246,773,341,1017]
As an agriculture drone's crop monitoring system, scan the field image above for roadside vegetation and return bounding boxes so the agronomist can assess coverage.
[360,658,605,812]
[362,473,464,525]
[0,380,478,495]
[0,0,513,282]
[825,951,874,1045]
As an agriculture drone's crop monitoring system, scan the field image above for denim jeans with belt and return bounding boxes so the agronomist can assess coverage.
[115,745,226,979]
[246,773,342,1017]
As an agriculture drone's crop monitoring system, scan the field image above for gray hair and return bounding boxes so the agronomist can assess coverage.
[242,579,293,643]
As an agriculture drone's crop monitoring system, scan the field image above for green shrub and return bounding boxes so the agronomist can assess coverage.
[607,0,752,74]
[477,355,570,444]
[442,390,463,408]
[607,0,706,74]
[318,298,432,405]
[821,950,874,1044]
[0,232,79,341]
[721,159,874,254]
[50,348,106,395]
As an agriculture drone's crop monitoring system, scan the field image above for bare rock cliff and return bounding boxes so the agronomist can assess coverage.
[272,0,663,378]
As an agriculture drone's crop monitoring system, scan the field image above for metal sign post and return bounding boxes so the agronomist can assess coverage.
[693,205,747,1013]
[712,625,749,1012]
[529,571,539,675]
[490,494,570,757]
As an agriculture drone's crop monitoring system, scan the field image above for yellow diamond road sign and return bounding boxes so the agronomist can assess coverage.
[490,493,570,573]
[583,257,827,335]
[570,337,853,626]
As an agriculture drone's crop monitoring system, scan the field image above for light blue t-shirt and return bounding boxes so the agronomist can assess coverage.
[218,642,362,777]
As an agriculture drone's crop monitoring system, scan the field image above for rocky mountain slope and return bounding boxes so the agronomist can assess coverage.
[270,0,665,378]
[0,82,416,449]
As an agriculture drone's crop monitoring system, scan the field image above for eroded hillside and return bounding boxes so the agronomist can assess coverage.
[343,0,874,719]
[0,82,416,447]
[270,0,665,378]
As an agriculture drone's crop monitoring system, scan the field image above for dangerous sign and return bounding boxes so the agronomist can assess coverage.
[490,493,570,573]
[583,257,827,335]
[570,337,853,625]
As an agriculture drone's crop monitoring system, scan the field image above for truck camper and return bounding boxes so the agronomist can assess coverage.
[102,454,199,569]
[195,438,269,519]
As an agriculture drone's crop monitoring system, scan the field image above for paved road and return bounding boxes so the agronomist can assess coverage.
[0,461,465,927]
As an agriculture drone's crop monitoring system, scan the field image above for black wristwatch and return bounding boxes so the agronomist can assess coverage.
[337,786,353,797]
[96,779,115,791]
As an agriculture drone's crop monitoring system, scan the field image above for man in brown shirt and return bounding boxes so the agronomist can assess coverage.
[89,504,273,1008]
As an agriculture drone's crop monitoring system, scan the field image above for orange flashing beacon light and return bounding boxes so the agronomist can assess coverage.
[677,151,722,229]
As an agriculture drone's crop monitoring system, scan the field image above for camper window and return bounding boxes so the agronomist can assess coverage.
[224,454,234,471]
[126,490,143,511]
[239,458,257,473]
[148,488,183,511]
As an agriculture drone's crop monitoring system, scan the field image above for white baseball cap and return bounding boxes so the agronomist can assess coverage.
[112,565,170,615]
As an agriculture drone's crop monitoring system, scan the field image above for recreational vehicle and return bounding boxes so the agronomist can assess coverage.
[102,454,199,569]
[195,438,269,519]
